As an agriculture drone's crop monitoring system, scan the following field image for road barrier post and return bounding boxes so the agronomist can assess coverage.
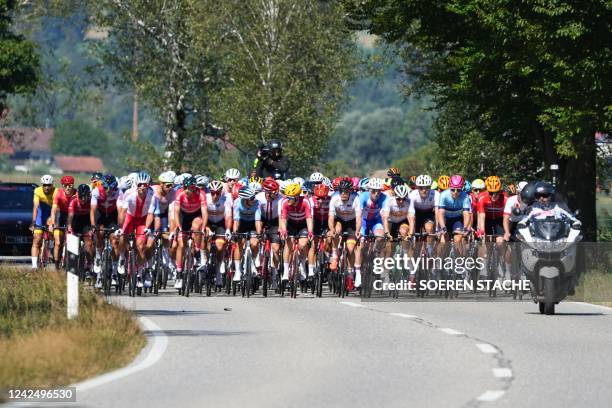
[66,234,79,319]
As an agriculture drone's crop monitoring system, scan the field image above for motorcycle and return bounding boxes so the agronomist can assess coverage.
[515,212,582,315]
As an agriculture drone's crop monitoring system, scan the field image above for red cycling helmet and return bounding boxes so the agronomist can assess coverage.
[314,184,330,199]
[262,177,279,192]
[351,177,360,190]
[449,174,465,189]
[60,175,75,185]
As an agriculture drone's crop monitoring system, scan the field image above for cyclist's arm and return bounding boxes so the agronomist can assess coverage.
[306,217,313,235]
[437,208,446,230]
[31,195,40,227]
[503,214,511,237]
[90,203,97,228]
[477,211,485,233]
[145,213,154,231]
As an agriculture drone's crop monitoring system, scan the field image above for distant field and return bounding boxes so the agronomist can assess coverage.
[0,172,90,186]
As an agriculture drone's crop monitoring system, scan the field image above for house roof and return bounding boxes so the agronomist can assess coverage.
[54,155,104,173]
[0,128,53,154]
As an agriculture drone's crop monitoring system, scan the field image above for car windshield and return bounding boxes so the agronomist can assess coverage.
[0,186,34,211]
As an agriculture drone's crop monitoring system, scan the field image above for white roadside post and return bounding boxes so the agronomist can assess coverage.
[66,233,80,319]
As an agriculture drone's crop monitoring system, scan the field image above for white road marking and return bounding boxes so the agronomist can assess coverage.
[74,316,168,392]
[339,301,366,308]
[476,343,498,354]
[389,312,417,319]
[438,328,464,335]
[493,368,513,378]
[477,390,506,402]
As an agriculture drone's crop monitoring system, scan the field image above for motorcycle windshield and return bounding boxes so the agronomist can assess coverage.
[532,219,566,241]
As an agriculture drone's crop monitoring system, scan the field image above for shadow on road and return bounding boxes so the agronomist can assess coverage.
[525,312,605,316]
[136,309,217,316]
[145,329,250,337]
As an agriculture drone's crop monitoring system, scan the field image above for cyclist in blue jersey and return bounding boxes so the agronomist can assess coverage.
[358,178,388,286]
[232,186,262,282]
[437,174,472,247]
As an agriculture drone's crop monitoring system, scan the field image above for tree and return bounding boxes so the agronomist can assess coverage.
[0,0,40,116]
[51,119,110,157]
[210,0,359,174]
[346,0,612,240]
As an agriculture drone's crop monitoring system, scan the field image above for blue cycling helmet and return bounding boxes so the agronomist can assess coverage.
[463,180,472,193]
[102,174,118,190]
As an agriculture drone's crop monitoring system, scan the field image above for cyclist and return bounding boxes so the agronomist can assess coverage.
[173,176,208,289]
[224,168,241,197]
[205,180,233,287]
[437,175,450,193]
[116,172,156,288]
[90,172,103,190]
[233,186,262,282]
[67,184,95,271]
[91,174,121,287]
[153,171,178,281]
[116,175,134,228]
[328,179,362,286]
[437,174,471,247]
[279,183,313,283]
[309,172,325,185]
[256,177,283,289]
[382,184,412,280]
[30,175,56,269]
[309,182,333,282]
[357,178,388,286]
[49,175,76,269]
[503,181,528,242]
[470,178,486,229]
[408,174,439,256]
[476,176,508,279]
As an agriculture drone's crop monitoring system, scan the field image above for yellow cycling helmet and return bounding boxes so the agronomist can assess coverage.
[485,176,502,193]
[249,175,263,184]
[437,175,450,190]
[387,167,401,177]
[284,183,302,198]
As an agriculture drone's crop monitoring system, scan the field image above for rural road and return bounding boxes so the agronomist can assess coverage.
[11,287,611,408]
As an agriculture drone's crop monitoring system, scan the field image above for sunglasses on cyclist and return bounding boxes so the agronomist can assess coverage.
[163,183,173,188]
[450,188,462,193]
[43,184,53,187]
[417,186,429,191]
[62,184,74,188]
[211,190,222,195]
[535,193,551,199]
[472,188,483,193]
[137,183,149,187]
[227,178,238,182]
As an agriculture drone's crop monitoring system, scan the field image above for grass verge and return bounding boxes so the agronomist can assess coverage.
[0,267,146,391]
[570,271,612,307]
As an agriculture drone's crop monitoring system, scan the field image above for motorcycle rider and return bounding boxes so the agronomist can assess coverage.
[518,182,580,227]
[255,140,290,179]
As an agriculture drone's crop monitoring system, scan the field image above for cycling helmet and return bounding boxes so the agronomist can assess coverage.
[77,184,91,199]
[485,176,502,193]
[60,175,74,185]
[409,175,417,188]
[338,179,353,193]
[521,182,537,205]
[394,184,409,199]
[208,180,224,191]
[356,178,367,190]
[262,178,279,192]
[278,180,290,194]
[472,178,485,190]
[517,181,528,194]
[293,177,305,187]
[314,184,330,199]
[431,181,438,190]
[322,177,332,188]
[302,181,315,194]
[174,173,186,186]
[196,175,210,187]
[269,139,282,151]
[225,168,241,180]
[118,176,132,191]
[91,172,103,182]
[367,178,383,190]
[249,175,263,184]
[249,181,263,193]
[158,171,176,184]
[285,183,302,198]
[102,174,118,190]
[238,186,256,200]
[179,172,192,181]
[135,171,151,185]
[128,172,139,184]
[332,177,343,190]
[449,174,464,189]
[309,172,324,183]
[351,177,360,190]
[437,175,450,190]
[183,176,197,189]
[415,174,432,187]
[40,174,54,185]
[506,183,517,195]
[387,167,401,177]
[463,180,472,193]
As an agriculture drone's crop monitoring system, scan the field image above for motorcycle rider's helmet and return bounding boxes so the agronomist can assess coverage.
[520,182,537,206]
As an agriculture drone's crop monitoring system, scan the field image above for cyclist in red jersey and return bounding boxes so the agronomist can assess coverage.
[279,183,313,282]
[50,175,76,269]
[469,178,485,230]
[67,184,95,267]
[308,183,332,280]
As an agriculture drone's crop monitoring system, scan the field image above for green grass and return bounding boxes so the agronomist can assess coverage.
[0,267,145,390]
[0,172,91,186]
[570,271,612,307]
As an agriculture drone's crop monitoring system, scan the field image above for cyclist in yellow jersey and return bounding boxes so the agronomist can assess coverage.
[31,175,56,269]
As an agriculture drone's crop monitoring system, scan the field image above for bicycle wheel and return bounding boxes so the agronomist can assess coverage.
[129,249,137,297]
[102,248,112,296]
[184,250,193,297]
[245,251,253,298]
[261,246,269,298]
[291,251,299,299]
[487,246,498,297]
[316,248,324,298]
[206,245,215,297]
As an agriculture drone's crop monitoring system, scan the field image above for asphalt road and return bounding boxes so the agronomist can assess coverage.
[24,287,612,407]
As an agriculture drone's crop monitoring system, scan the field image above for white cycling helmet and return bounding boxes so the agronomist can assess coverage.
[309,172,324,183]
[225,168,241,180]
[118,176,132,191]
[293,177,304,187]
[40,174,54,185]
[196,175,210,187]
[208,180,224,191]
[393,184,409,198]
[367,177,383,190]
[158,171,176,184]
[279,180,290,194]
[322,177,332,188]
[135,171,151,185]
[238,186,256,200]
[415,174,433,187]
[249,181,262,193]
[517,181,528,193]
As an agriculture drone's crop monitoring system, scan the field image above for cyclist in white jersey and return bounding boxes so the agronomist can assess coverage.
[205,180,233,287]
[408,175,439,255]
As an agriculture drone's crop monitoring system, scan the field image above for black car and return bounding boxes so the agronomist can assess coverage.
[0,183,35,256]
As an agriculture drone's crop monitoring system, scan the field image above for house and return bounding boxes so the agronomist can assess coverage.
[0,128,54,165]
[54,155,104,174]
